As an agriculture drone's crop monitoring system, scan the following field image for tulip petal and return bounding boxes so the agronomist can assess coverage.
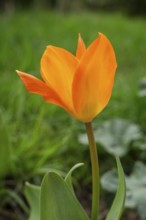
[72,33,117,122]
[76,34,86,60]
[41,46,79,108]
[17,70,70,110]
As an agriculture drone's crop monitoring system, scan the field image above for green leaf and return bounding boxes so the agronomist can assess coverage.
[101,161,146,219]
[25,182,41,220]
[105,157,126,220]
[40,172,90,220]
[65,163,84,193]
[126,161,146,220]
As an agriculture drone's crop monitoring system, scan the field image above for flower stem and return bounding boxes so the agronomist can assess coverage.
[85,122,100,220]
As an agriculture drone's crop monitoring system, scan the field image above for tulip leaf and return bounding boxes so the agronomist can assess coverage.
[25,182,41,220]
[105,157,126,220]
[101,161,146,219]
[125,161,146,219]
[40,172,90,220]
[65,163,84,193]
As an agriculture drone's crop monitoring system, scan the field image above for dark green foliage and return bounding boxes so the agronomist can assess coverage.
[1,0,146,16]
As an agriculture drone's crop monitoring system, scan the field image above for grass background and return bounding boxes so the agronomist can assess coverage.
[0,9,146,219]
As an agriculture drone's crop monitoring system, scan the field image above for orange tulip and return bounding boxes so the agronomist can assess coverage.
[17,33,117,122]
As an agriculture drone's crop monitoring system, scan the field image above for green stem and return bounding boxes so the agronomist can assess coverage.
[85,122,100,220]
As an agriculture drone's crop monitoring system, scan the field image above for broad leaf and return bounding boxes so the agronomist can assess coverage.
[133,137,146,151]
[101,169,118,193]
[105,157,126,220]
[79,118,142,157]
[40,172,90,220]
[25,182,41,220]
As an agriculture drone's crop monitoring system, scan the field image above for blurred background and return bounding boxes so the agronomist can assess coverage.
[0,1,146,220]
[1,0,146,15]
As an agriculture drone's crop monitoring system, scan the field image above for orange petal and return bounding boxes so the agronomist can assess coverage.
[76,34,86,60]
[41,46,79,109]
[17,70,70,110]
[72,33,117,122]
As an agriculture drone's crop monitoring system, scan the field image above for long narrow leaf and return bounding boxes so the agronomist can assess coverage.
[65,163,84,193]
[105,157,126,220]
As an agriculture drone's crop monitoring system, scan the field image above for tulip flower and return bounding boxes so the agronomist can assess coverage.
[17,33,117,122]
[17,34,126,220]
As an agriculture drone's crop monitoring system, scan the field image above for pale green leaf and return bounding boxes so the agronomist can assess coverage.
[105,157,126,220]
[25,182,41,220]
[40,172,90,220]
[79,118,142,157]
[101,169,118,193]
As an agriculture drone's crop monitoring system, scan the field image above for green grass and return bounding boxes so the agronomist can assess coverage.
[0,9,146,219]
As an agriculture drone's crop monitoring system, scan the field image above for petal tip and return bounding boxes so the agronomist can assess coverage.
[16,70,25,79]
[98,32,103,36]
[76,33,86,59]
[16,70,28,79]
[78,32,82,39]
[16,69,20,75]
